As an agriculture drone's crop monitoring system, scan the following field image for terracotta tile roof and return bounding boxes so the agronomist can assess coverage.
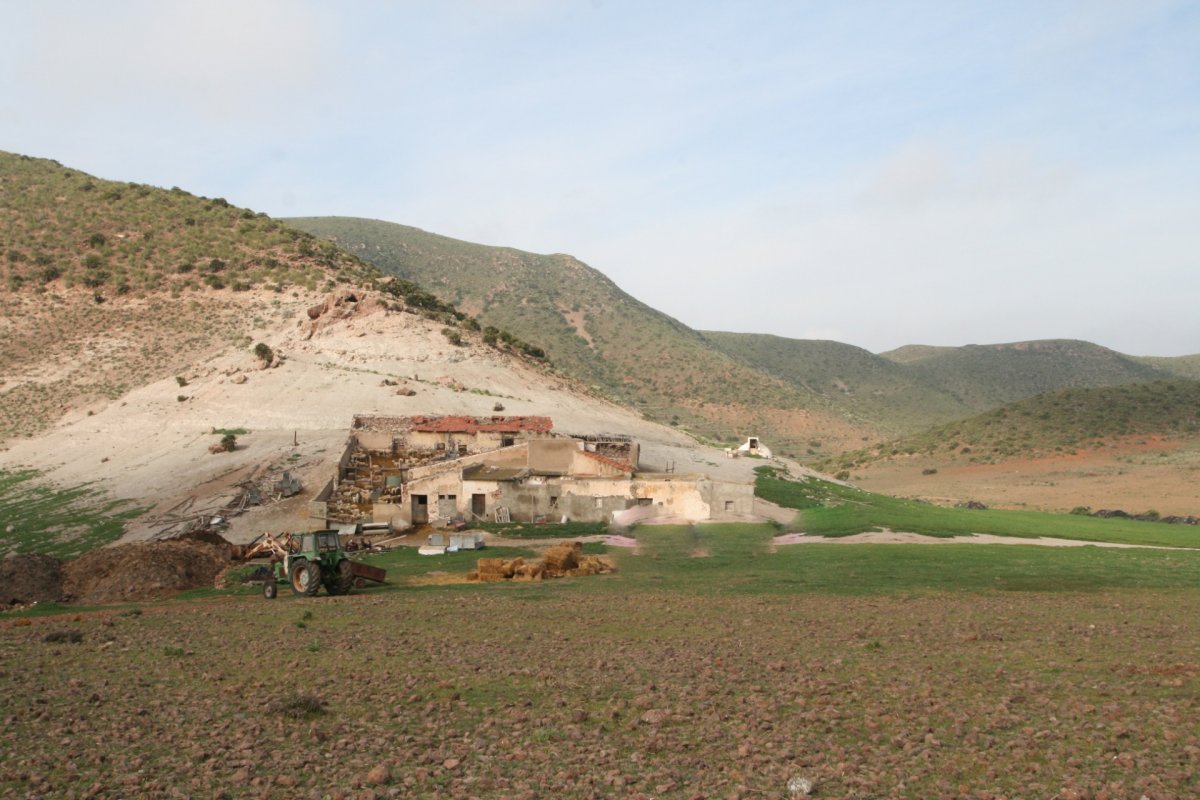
[408,415,554,434]
[579,450,633,475]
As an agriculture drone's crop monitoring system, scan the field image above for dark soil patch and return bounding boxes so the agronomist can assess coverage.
[0,553,63,605]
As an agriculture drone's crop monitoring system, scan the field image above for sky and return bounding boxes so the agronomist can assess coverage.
[2,1,1198,356]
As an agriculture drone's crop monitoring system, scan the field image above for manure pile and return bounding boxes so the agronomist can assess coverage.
[61,540,231,604]
[0,553,64,605]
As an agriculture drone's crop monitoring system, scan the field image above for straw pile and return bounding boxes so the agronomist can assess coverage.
[467,542,614,583]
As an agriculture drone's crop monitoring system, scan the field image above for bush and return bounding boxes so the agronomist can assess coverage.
[89,233,106,248]
[1069,506,1092,516]
[441,328,463,346]
[921,468,938,475]
[253,342,274,364]
[175,376,188,387]
[220,433,237,452]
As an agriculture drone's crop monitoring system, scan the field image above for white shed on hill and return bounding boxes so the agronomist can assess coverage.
[731,436,771,459]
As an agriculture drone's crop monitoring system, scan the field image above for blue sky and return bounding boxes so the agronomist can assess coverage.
[3,1,1198,355]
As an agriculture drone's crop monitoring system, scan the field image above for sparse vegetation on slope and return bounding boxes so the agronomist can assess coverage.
[880,339,1172,410]
[0,153,546,441]
[0,469,145,558]
[702,332,972,433]
[0,152,376,295]
[819,379,1200,472]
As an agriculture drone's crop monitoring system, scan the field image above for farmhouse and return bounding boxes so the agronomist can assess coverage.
[309,415,752,528]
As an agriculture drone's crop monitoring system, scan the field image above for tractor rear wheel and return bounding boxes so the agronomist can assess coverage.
[290,559,321,597]
[328,559,355,595]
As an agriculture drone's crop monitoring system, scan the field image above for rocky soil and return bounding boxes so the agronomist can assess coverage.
[3,586,1199,799]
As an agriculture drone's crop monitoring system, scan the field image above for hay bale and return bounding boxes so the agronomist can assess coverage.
[542,542,581,574]
[476,558,506,577]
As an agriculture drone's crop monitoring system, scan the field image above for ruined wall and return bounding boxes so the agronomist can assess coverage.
[496,477,631,523]
[399,471,464,525]
[701,480,756,517]
[406,444,528,484]
[528,439,580,474]
[353,431,395,452]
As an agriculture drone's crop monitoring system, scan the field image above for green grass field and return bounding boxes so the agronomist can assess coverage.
[0,469,145,558]
[757,466,1200,548]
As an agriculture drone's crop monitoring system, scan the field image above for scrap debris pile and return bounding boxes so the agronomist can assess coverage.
[148,466,304,541]
[467,542,615,583]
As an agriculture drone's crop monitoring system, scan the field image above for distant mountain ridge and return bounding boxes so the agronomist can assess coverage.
[289,216,1200,455]
[707,334,1200,433]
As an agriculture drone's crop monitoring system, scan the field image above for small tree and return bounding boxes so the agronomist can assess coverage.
[220,433,237,452]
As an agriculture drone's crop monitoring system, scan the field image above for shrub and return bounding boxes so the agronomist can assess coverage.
[441,328,463,346]
[84,253,103,269]
[1069,506,1092,516]
[253,342,274,364]
[220,433,237,452]
[175,376,188,387]
[921,468,938,475]
[89,233,106,248]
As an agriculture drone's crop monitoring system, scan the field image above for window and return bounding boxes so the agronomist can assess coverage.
[435,442,446,451]
[725,500,735,511]
[501,437,515,447]
[458,444,468,455]
[549,496,559,509]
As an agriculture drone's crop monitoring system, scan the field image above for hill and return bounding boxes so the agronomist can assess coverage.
[1134,353,1200,380]
[0,153,557,442]
[286,217,873,454]
[815,380,1200,515]
[700,332,972,432]
[880,339,1173,409]
[0,152,768,552]
[823,379,1200,469]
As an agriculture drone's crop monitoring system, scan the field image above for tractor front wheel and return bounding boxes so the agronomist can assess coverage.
[290,559,321,597]
[263,580,278,600]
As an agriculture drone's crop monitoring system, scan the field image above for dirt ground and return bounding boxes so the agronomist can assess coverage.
[853,435,1200,516]
[3,586,1199,799]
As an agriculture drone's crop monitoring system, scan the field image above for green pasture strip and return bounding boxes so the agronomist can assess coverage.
[0,469,146,558]
[616,523,1200,595]
[757,466,1200,548]
[465,520,608,539]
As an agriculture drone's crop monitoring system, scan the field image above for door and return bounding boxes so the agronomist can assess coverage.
[471,493,486,518]
[412,494,428,524]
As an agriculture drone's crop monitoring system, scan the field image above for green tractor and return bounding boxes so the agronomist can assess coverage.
[262,530,385,599]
